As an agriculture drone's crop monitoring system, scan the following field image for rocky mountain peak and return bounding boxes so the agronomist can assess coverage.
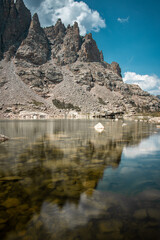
[100,50,104,62]
[85,33,93,40]
[79,33,102,62]
[0,0,31,59]
[111,62,122,77]
[43,19,103,65]
[10,0,15,7]
[16,13,49,65]
[30,13,41,30]
[15,0,26,11]
[54,18,66,35]
[73,21,79,31]
[9,0,17,18]
[56,18,63,25]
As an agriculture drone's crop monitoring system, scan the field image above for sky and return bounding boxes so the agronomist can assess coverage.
[24,0,160,95]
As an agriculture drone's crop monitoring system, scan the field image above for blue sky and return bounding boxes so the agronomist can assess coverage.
[24,0,160,95]
[90,0,160,74]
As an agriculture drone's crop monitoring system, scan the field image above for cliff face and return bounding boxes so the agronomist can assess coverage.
[16,13,49,65]
[0,0,31,60]
[0,0,160,119]
[44,19,103,65]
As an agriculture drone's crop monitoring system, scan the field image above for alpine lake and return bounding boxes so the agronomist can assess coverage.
[0,119,160,240]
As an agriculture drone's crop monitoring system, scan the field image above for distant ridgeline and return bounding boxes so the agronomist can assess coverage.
[0,0,160,119]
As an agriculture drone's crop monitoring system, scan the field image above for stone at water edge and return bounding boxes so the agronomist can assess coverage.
[149,117,160,124]
[0,134,9,142]
[94,123,104,132]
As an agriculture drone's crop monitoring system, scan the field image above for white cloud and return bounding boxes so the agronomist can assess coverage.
[123,134,160,159]
[123,72,160,95]
[117,17,129,23]
[34,0,106,35]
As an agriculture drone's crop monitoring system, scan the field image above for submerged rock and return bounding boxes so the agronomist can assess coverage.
[0,176,23,182]
[133,209,147,219]
[2,198,20,208]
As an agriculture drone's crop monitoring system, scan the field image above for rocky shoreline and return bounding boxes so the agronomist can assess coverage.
[0,111,160,125]
[0,134,9,142]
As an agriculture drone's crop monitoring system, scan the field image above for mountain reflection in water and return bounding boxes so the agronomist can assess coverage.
[0,119,160,240]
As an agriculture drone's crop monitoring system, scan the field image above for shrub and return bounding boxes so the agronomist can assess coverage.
[52,99,81,112]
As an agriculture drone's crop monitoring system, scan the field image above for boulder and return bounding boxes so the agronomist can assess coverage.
[0,134,9,142]
[94,123,104,132]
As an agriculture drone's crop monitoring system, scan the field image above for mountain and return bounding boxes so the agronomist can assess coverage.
[0,0,160,119]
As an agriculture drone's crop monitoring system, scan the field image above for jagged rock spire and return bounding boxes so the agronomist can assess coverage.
[78,33,103,62]
[10,0,17,18]
[111,62,122,77]
[54,18,66,35]
[15,0,26,11]
[100,50,104,62]
[0,0,104,64]
[0,0,31,58]
[30,13,41,30]
[73,21,79,31]
[44,19,104,65]
[16,12,49,65]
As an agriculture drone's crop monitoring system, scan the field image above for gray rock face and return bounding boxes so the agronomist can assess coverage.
[0,0,3,59]
[44,19,66,52]
[44,20,102,65]
[79,33,102,62]
[14,59,63,98]
[111,62,122,77]
[16,13,49,65]
[0,0,31,59]
[45,66,63,83]
[55,22,82,65]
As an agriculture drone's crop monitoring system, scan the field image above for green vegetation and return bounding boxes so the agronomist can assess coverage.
[98,97,107,105]
[136,112,160,117]
[32,100,44,107]
[52,99,81,112]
